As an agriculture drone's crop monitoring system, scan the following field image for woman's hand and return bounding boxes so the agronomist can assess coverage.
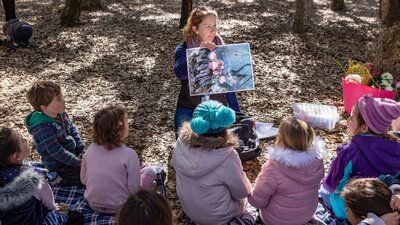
[200,41,216,51]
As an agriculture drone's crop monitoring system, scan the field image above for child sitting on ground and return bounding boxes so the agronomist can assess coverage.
[24,81,85,186]
[171,100,255,225]
[2,17,32,49]
[0,127,84,225]
[117,190,175,225]
[321,95,400,220]
[342,178,400,225]
[248,117,327,225]
[80,106,156,214]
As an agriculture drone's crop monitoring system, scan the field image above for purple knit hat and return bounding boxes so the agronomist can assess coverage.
[358,95,400,134]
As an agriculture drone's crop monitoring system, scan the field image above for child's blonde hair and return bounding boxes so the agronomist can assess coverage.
[182,6,218,43]
[27,81,61,111]
[276,117,315,151]
[93,106,127,150]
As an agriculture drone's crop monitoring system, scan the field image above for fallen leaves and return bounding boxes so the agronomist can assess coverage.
[0,0,380,224]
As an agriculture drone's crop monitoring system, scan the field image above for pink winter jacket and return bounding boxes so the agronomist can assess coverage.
[171,123,253,225]
[248,138,327,225]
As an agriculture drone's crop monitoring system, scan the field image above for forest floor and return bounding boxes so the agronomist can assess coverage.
[0,0,380,223]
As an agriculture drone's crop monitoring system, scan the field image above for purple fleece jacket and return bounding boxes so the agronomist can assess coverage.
[323,135,400,192]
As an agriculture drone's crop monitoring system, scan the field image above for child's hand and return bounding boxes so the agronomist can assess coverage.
[391,194,400,211]
[200,42,216,51]
[55,203,69,211]
[380,212,400,225]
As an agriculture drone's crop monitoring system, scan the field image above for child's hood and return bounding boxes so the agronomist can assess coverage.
[6,18,29,29]
[24,111,57,130]
[0,169,43,212]
[265,137,327,184]
[266,136,327,167]
[172,123,237,177]
[7,18,21,25]
[350,135,400,166]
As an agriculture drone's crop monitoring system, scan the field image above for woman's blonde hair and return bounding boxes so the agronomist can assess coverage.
[182,6,218,43]
[276,117,315,151]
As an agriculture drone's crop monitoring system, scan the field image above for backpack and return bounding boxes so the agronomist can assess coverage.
[229,112,261,162]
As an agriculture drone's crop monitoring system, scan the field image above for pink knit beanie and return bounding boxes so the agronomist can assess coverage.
[358,95,400,134]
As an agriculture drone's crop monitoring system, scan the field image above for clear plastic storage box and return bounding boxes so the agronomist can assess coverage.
[293,103,340,130]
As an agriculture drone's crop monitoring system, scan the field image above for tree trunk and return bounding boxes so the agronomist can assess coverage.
[293,0,312,33]
[331,0,345,11]
[81,0,102,10]
[179,0,193,28]
[60,0,81,26]
[293,0,305,33]
[375,0,400,79]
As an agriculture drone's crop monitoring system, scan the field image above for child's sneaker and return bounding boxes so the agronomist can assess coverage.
[10,42,18,49]
[154,164,166,196]
[22,41,30,48]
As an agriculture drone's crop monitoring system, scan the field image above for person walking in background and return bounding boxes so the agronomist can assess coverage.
[1,0,16,21]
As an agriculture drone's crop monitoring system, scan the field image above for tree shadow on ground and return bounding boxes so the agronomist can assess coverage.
[0,1,381,223]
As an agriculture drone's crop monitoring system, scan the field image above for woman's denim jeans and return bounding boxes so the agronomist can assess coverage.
[174,106,194,138]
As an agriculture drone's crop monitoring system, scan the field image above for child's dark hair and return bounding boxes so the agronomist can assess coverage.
[117,190,174,225]
[276,117,315,151]
[93,106,127,150]
[0,128,20,187]
[27,81,61,111]
[342,178,393,218]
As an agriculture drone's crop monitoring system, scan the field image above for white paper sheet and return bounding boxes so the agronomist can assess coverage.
[255,122,278,139]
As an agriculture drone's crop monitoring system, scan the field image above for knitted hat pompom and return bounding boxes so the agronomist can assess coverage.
[190,100,236,135]
[216,106,235,127]
[191,117,210,135]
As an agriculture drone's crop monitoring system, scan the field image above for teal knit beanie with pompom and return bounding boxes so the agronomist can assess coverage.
[190,100,235,135]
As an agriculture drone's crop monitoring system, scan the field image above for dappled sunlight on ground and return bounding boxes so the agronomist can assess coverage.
[0,0,379,223]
